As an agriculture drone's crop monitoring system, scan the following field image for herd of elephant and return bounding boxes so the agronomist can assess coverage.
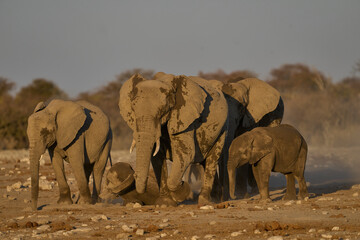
[27,72,309,210]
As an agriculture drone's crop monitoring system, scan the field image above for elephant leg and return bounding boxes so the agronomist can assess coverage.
[198,131,226,205]
[67,142,92,204]
[235,165,248,199]
[51,150,72,205]
[252,162,271,202]
[151,152,177,207]
[294,146,309,200]
[283,173,297,200]
[92,140,111,203]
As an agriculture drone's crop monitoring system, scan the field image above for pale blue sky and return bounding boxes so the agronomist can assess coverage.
[1,0,359,97]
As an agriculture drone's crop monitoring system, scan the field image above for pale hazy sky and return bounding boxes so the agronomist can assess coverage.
[1,0,359,97]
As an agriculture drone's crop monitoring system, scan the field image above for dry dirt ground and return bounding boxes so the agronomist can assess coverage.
[0,147,359,240]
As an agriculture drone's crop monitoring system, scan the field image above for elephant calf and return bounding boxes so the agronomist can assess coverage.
[228,124,308,201]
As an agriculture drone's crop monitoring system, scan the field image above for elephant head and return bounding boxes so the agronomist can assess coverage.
[227,130,272,199]
[27,99,87,210]
[221,78,282,128]
[119,73,207,194]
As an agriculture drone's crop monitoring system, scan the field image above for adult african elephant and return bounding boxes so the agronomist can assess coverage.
[210,78,284,200]
[27,99,112,210]
[119,73,228,206]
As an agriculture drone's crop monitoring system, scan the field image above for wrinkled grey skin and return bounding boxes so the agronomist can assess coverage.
[100,162,160,205]
[27,99,112,210]
[119,73,228,206]
[210,78,284,200]
[228,124,309,201]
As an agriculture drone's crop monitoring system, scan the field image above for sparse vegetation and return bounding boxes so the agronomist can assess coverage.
[1,63,359,149]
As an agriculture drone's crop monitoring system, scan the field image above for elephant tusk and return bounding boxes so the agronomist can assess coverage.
[129,139,136,154]
[153,138,160,156]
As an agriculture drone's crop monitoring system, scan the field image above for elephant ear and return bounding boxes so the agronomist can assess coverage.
[239,78,280,126]
[34,102,46,113]
[119,74,146,131]
[167,75,207,134]
[249,131,273,165]
[55,101,87,149]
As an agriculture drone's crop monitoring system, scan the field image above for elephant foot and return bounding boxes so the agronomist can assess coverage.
[155,196,177,207]
[282,194,296,201]
[57,195,73,205]
[170,181,191,203]
[78,195,92,204]
[259,198,272,204]
[198,193,212,206]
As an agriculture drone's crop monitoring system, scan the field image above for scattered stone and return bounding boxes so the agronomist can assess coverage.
[267,207,274,211]
[122,224,133,233]
[133,202,142,208]
[136,229,144,236]
[308,228,316,233]
[162,218,169,223]
[191,235,200,240]
[25,221,39,228]
[284,200,295,206]
[267,236,283,240]
[317,229,326,233]
[332,226,340,231]
[37,224,51,232]
[91,215,109,222]
[322,211,329,215]
[209,221,216,225]
[254,229,261,234]
[186,211,197,217]
[71,227,92,233]
[159,223,169,228]
[254,206,263,209]
[351,184,360,190]
[231,231,242,237]
[317,197,333,201]
[160,233,167,237]
[353,192,359,197]
[200,205,214,210]
[321,234,333,239]
[173,230,179,235]
[296,200,302,204]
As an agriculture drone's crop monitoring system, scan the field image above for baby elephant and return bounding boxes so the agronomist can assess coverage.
[228,124,308,201]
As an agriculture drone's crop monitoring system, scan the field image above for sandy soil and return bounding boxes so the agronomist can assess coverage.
[0,147,359,240]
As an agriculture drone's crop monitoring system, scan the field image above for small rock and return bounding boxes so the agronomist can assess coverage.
[136,229,144,236]
[254,206,262,209]
[160,233,167,237]
[351,184,360,189]
[159,223,169,228]
[105,225,111,229]
[121,225,132,233]
[317,197,333,201]
[267,207,274,211]
[24,199,30,203]
[322,211,329,215]
[133,202,142,208]
[308,228,316,233]
[317,229,326,233]
[173,230,179,235]
[296,200,302,204]
[331,226,340,231]
[37,225,51,231]
[284,200,295,206]
[71,227,92,233]
[353,192,359,197]
[162,218,169,223]
[254,229,261,234]
[267,236,283,240]
[231,231,242,237]
[209,221,216,225]
[321,234,333,239]
[91,215,108,222]
[200,205,214,210]
[191,236,200,240]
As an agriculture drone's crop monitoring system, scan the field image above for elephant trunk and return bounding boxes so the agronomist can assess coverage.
[29,142,45,210]
[228,165,237,200]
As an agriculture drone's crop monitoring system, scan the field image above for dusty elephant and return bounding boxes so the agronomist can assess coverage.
[27,99,112,210]
[100,162,160,205]
[210,78,284,200]
[228,124,309,201]
[119,73,228,205]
